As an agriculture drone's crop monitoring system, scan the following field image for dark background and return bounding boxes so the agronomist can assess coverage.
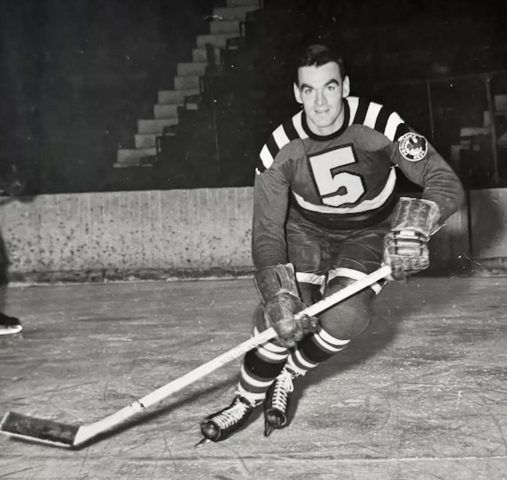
[0,0,506,195]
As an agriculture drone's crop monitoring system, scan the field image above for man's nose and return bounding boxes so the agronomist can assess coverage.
[315,90,327,106]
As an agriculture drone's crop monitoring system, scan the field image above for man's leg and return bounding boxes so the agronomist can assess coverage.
[199,307,293,443]
[0,286,21,335]
[200,213,327,443]
[264,225,387,435]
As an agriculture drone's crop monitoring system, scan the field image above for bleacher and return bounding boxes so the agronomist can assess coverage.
[140,0,507,192]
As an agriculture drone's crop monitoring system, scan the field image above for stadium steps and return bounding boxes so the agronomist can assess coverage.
[114,0,261,168]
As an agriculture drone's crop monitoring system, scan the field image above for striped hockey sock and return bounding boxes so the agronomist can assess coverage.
[237,327,290,403]
[288,326,351,375]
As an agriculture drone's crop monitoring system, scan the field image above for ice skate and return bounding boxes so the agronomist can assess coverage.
[198,393,259,444]
[0,312,22,335]
[264,365,300,437]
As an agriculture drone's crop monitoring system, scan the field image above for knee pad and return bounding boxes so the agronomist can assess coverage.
[318,276,375,340]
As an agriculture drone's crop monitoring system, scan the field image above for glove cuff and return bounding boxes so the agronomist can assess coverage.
[254,264,299,303]
[390,197,440,238]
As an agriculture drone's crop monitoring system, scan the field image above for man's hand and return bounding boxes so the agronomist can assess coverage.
[262,292,317,348]
[384,230,430,281]
[255,264,318,348]
[383,197,440,282]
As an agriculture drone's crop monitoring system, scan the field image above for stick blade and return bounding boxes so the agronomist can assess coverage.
[1,411,79,448]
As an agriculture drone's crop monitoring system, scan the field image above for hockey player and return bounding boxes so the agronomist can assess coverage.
[199,44,465,442]
[0,158,25,335]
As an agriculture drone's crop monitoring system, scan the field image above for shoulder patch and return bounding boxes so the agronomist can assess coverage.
[398,132,428,162]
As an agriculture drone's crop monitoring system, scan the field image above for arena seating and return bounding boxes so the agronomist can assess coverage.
[150,1,507,191]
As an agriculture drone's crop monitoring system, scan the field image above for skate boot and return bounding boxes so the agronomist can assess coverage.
[0,312,22,335]
[264,366,300,437]
[199,393,259,444]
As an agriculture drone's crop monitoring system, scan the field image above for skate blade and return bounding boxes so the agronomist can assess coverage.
[264,422,288,437]
[195,437,212,448]
[264,411,287,437]
[0,325,22,335]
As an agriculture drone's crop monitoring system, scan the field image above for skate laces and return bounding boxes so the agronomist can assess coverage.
[212,397,253,429]
[271,368,298,411]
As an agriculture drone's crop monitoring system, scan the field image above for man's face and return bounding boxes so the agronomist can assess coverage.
[294,61,350,136]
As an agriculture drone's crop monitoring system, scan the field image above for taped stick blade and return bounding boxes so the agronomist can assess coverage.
[1,412,79,448]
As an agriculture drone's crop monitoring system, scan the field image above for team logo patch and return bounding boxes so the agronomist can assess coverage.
[398,132,428,162]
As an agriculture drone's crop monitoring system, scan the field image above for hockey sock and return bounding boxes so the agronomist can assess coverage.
[237,327,290,402]
[288,325,351,375]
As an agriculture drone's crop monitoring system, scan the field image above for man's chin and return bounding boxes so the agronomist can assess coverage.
[310,112,337,123]
[311,118,337,130]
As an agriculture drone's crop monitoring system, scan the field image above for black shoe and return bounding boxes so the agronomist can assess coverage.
[0,312,22,336]
[200,394,258,443]
[264,366,299,437]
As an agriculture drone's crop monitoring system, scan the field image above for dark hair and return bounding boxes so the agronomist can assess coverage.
[295,44,346,85]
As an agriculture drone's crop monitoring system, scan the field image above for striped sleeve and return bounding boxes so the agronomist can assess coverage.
[349,96,464,223]
[257,111,306,173]
[349,97,410,141]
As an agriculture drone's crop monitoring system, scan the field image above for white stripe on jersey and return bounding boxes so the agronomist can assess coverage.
[384,111,405,141]
[363,102,383,130]
[347,96,360,126]
[296,271,325,286]
[273,125,291,150]
[292,111,307,139]
[293,167,397,214]
[259,144,273,170]
[258,98,405,171]
[258,111,307,170]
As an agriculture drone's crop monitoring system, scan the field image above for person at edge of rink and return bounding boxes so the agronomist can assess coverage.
[0,157,26,335]
[198,43,465,443]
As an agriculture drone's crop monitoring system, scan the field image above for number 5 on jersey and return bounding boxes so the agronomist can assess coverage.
[309,145,365,208]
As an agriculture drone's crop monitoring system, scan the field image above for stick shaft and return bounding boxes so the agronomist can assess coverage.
[87,265,391,437]
[297,265,391,319]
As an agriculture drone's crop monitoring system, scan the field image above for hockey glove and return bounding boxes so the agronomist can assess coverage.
[383,197,440,282]
[254,264,318,348]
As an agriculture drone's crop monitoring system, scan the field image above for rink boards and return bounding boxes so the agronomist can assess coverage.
[0,187,503,281]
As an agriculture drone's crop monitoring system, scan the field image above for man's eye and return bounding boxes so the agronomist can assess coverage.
[327,85,336,91]
[303,88,313,95]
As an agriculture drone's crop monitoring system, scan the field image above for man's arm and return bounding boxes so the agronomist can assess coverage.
[252,155,292,269]
[389,131,466,223]
[252,141,318,347]
[384,130,466,281]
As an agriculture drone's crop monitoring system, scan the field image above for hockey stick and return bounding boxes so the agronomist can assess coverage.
[0,265,391,449]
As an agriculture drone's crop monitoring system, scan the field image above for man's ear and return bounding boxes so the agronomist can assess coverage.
[342,76,350,98]
[293,83,302,104]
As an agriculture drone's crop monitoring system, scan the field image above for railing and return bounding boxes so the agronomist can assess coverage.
[360,70,507,190]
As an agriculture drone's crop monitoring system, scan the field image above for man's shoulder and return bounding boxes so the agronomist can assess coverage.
[262,138,306,173]
[259,111,307,171]
[346,96,409,142]
[277,138,306,158]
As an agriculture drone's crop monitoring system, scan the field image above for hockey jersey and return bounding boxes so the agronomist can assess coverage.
[253,96,465,269]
